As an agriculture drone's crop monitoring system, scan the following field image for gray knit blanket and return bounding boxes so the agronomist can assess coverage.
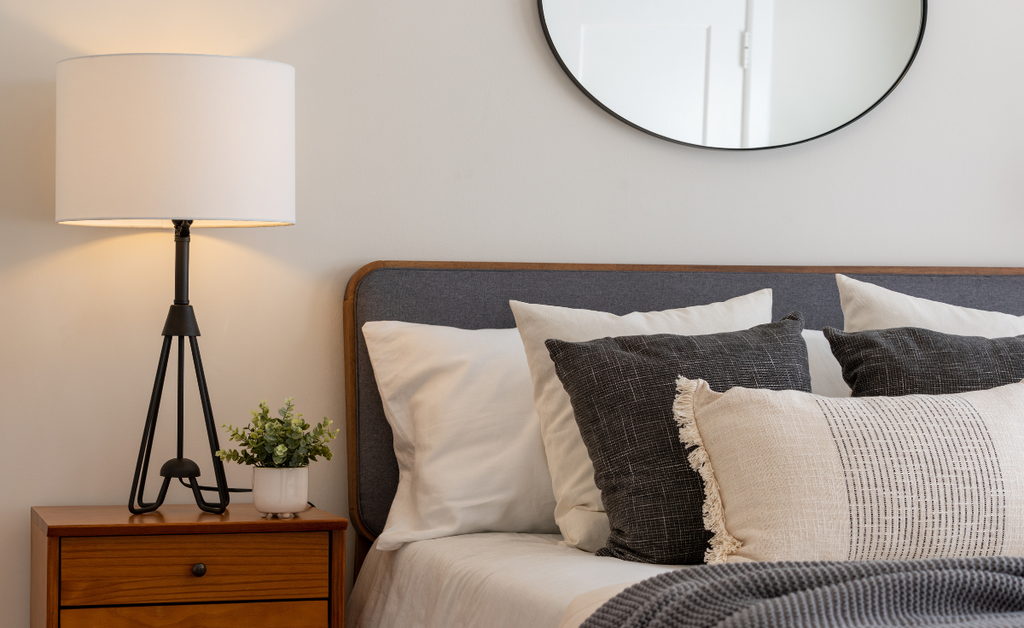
[581,557,1024,628]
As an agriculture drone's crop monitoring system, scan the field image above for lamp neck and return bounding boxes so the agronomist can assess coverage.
[173,220,192,305]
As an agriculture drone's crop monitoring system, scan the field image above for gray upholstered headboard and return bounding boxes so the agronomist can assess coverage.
[343,261,1024,563]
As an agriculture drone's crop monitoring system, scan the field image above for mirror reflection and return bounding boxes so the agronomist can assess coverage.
[540,0,926,149]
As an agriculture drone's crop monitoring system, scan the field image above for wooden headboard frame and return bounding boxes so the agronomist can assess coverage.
[343,261,1024,570]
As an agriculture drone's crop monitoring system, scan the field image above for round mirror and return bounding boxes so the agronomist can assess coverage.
[540,0,926,149]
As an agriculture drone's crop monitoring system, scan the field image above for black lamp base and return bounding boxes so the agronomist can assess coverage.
[128,221,231,515]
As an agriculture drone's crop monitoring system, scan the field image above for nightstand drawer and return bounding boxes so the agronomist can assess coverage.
[60,531,329,606]
[61,600,328,628]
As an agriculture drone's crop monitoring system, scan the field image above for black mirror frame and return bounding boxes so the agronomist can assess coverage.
[538,0,928,151]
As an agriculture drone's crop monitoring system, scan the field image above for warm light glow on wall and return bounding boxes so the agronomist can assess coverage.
[0,0,329,55]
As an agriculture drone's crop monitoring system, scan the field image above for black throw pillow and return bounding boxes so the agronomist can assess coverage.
[545,312,811,565]
[825,326,1024,397]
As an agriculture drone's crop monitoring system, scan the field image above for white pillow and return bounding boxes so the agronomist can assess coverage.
[837,274,1024,336]
[362,321,558,551]
[509,290,773,552]
[802,329,851,397]
[676,376,1024,564]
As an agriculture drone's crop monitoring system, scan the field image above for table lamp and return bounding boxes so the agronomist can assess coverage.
[55,53,295,514]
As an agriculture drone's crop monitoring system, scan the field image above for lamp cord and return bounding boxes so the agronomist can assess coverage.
[178,477,251,493]
[177,478,316,508]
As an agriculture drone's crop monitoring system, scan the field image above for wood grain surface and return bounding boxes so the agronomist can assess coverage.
[330,528,346,628]
[60,531,329,606]
[32,503,346,538]
[60,600,328,628]
[30,515,58,628]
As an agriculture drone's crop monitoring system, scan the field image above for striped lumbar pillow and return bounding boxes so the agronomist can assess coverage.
[675,377,1024,565]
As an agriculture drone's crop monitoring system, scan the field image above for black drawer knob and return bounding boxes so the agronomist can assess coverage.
[192,563,207,577]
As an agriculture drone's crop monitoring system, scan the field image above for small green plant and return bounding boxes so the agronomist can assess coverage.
[216,398,337,468]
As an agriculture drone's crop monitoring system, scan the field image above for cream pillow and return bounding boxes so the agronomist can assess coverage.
[837,274,1024,336]
[676,377,1024,564]
[363,321,558,551]
[509,290,773,551]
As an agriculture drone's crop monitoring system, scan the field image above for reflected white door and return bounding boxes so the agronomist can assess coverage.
[581,22,711,143]
[552,0,774,148]
[576,0,747,146]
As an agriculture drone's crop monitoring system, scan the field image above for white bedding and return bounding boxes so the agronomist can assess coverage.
[346,532,682,628]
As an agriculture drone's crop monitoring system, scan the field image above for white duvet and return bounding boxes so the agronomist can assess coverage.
[347,532,682,628]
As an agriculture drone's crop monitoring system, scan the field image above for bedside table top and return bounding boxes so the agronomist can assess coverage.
[31,503,348,537]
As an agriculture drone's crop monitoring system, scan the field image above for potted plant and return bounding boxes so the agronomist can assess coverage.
[217,398,337,518]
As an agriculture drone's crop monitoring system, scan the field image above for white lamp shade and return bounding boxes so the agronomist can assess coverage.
[56,53,295,228]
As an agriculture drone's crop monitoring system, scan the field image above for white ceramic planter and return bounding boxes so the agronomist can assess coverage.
[252,466,308,518]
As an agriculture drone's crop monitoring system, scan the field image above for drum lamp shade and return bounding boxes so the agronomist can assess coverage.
[56,53,295,228]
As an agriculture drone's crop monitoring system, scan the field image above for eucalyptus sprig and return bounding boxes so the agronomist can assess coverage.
[216,398,337,468]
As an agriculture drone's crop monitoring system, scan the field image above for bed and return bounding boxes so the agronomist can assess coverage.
[343,261,1024,628]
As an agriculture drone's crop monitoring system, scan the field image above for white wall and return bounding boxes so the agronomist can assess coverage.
[1,1,1023,624]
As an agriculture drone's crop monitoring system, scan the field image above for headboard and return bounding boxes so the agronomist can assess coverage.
[343,261,1024,565]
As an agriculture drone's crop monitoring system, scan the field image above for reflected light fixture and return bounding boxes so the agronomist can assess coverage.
[56,53,295,514]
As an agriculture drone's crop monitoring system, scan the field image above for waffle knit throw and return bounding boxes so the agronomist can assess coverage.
[582,557,1024,628]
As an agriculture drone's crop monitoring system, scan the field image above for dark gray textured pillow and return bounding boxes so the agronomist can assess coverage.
[825,326,1024,397]
[545,312,811,565]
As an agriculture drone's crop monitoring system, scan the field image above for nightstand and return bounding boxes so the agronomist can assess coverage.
[30,503,347,628]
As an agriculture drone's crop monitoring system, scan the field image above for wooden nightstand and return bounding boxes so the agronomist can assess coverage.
[30,503,347,628]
